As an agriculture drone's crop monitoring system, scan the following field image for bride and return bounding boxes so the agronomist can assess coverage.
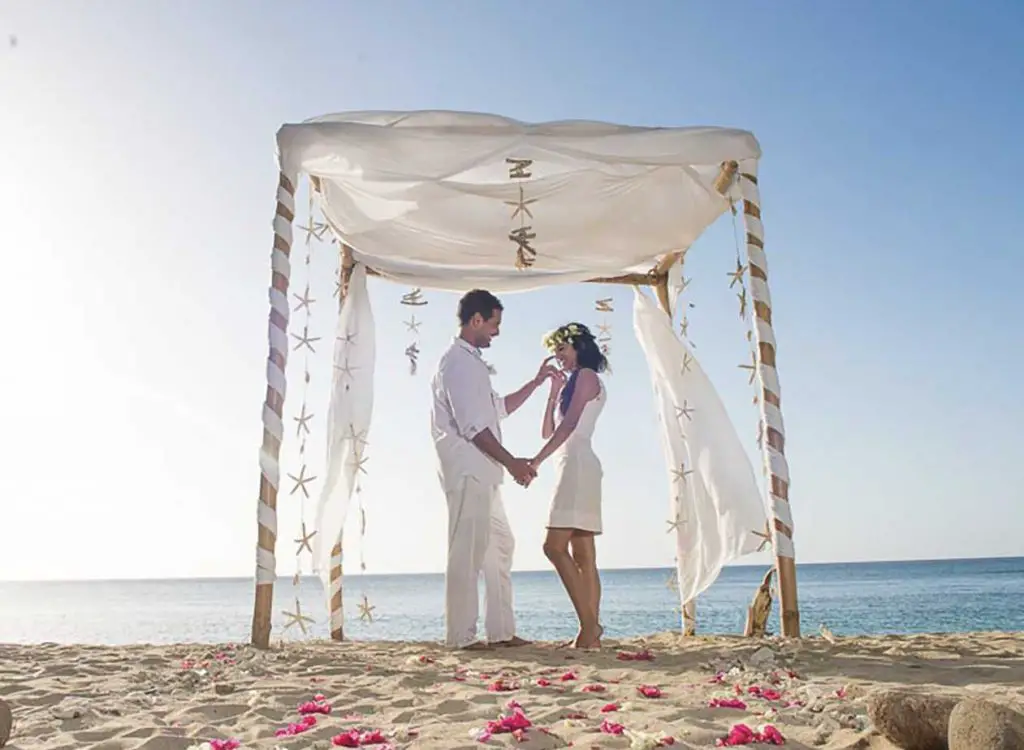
[528,323,608,649]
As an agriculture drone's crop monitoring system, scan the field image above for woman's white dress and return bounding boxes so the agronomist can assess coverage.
[547,378,606,534]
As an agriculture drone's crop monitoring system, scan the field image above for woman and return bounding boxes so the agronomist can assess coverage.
[529,322,608,649]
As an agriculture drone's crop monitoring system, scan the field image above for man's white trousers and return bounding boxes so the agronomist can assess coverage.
[444,476,515,648]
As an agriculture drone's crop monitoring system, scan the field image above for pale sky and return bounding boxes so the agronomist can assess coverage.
[1,1,1021,582]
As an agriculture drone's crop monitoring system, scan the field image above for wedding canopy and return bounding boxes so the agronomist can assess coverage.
[251,110,800,648]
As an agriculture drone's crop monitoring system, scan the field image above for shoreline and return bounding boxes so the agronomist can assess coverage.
[2,632,1023,748]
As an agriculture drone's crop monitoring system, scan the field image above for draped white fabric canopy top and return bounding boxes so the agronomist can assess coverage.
[276,110,761,292]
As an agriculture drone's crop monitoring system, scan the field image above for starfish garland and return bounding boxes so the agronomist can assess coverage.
[291,325,320,353]
[504,184,537,221]
[348,447,369,475]
[666,513,686,533]
[671,462,694,485]
[294,522,317,555]
[674,400,694,422]
[737,287,748,319]
[358,594,376,622]
[282,598,315,635]
[343,423,369,449]
[293,285,315,312]
[404,315,421,334]
[288,464,317,498]
[727,258,747,289]
[293,404,314,437]
[680,352,694,375]
[752,524,772,552]
[738,352,757,385]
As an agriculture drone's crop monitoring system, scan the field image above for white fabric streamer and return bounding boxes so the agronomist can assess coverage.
[632,289,767,604]
[311,265,376,600]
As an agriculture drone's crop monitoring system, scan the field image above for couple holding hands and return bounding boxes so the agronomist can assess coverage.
[430,289,608,651]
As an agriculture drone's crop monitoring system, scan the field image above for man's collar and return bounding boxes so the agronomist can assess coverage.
[454,336,482,358]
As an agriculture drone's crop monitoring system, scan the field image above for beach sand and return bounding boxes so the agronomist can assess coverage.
[2,632,1023,749]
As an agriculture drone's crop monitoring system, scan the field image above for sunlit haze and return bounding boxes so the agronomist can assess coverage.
[2,1,1021,582]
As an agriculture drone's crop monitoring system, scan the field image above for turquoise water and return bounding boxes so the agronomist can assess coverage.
[2,557,1022,645]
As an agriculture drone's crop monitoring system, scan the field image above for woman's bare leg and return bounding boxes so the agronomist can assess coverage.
[569,533,602,648]
[544,528,590,639]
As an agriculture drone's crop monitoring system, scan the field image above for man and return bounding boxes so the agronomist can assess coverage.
[431,289,552,650]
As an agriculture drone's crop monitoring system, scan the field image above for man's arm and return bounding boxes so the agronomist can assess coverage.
[502,374,544,417]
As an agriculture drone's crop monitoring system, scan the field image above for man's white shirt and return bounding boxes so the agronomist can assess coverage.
[431,337,508,489]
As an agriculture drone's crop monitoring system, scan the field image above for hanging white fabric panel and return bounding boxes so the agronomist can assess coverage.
[276,111,760,293]
[632,289,767,604]
[312,264,376,600]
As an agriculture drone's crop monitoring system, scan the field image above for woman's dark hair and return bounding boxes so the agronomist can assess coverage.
[555,322,607,415]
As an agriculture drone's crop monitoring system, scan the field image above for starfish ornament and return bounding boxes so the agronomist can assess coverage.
[288,464,317,498]
[671,462,694,485]
[728,258,748,289]
[752,524,772,552]
[293,404,314,437]
[666,513,686,533]
[598,322,612,336]
[737,287,748,319]
[335,357,357,380]
[282,598,315,635]
[338,330,357,346]
[680,316,689,338]
[404,315,421,334]
[293,285,315,312]
[674,400,694,422]
[348,447,369,475]
[343,423,369,449]
[294,522,317,555]
[291,326,320,353]
[358,594,376,622]
[504,184,538,221]
[680,352,694,375]
[738,352,757,384]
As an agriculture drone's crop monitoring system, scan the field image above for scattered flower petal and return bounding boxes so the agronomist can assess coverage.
[637,685,662,698]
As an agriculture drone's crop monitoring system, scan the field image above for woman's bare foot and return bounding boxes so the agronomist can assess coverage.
[572,624,603,650]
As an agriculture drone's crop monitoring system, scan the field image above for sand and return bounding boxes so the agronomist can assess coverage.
[2,632,1023,749]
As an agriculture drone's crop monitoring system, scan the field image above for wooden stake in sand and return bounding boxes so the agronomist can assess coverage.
[251,171,298,649]
[737,168,801,637]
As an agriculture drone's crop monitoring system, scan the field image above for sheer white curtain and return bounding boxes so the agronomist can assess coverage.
[632,289,766,605]
[312,264,376,606]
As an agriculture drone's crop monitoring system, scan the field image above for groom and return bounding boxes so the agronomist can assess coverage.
[431,289,552,649]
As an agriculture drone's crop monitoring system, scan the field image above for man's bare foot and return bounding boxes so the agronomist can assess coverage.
[492,635,531,648]
[459,641,492,651]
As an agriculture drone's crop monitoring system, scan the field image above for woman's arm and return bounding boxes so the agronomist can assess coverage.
[532,369,600,466]
[541,378,560,439]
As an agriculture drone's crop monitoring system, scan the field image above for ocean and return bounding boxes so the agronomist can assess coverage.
[2,558,1022,645]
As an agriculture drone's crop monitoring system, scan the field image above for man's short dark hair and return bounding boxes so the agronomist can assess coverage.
[457,289,503,326]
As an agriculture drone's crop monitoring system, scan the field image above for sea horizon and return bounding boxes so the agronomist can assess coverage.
[4,554,1021,584]
[5,557,1023,645]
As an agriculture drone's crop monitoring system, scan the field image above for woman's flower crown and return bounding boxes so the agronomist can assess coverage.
[542,323,585,352]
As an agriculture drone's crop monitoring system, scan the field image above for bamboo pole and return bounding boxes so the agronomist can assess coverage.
[737,168,801,637]
[327,243,358,641]
[250,171,297,649]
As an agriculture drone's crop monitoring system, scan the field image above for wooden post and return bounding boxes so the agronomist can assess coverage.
[654,262,697,637]
[329,541,344,640]
[250,171,297,649]
[328,243,357,642]
[737,168,801,637]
